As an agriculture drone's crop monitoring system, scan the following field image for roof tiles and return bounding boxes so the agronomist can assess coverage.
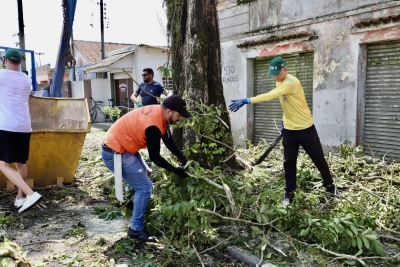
[354,14,400,28]
[73,40,132,63]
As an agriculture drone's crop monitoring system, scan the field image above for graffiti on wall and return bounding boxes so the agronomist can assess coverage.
[222,65,239,83]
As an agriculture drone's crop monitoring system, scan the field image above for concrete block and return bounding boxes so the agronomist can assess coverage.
[57,177,64,185]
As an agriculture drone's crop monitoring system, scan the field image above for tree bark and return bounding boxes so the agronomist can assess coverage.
[166,0,242,169]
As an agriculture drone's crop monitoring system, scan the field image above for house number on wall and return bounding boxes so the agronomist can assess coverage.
[222,65,239,83]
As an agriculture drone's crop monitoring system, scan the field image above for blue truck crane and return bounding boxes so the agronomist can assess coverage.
[50,0,77,97]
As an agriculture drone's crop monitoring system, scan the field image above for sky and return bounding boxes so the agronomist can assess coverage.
[1,0,168,70]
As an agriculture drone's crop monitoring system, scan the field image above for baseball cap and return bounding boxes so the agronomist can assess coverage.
[5,48,22,61]
[163,95,191,118]
[268,57,286,76]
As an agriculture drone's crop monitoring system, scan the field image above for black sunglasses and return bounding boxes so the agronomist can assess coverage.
[142,73,151,77]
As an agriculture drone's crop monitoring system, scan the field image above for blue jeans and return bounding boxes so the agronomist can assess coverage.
[102,149,152,231]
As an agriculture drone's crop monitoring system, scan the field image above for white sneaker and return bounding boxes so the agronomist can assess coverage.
[18,192,42,213]
[14,198,26,208]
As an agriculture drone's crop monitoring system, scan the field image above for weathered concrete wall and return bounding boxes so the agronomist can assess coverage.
[219,0,398,40]
[71,81,85,98]
[248,0,394,31]
[218,0,400,150]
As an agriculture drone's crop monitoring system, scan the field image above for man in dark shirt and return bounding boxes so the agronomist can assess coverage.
[130,68,169,106]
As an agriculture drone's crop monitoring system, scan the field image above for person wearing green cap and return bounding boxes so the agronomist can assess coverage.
[0,48,42,212]
[229,56,339,206]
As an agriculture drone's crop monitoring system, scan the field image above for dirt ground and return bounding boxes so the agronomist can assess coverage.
[1,129,133,266]
[4,126,398,266]
[1,128,242,267]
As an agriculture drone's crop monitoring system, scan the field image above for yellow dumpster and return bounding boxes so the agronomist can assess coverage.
[0,95,91,190]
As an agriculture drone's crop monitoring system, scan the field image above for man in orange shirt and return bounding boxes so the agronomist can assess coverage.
[101,95,191,242]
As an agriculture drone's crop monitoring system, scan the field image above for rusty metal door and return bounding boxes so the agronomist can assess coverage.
[364,41,400,160]
[253,52,314,145]
[114,78,134,107]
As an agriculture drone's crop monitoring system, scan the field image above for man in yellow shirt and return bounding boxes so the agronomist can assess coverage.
[229,57,339,205]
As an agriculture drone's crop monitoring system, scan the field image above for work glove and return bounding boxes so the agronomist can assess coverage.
[229,98,251,112]
[136,102,143,107]
[179,155,188,166]
[174,166,187,178]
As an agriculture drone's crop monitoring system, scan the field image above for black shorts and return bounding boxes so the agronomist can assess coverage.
[0,130,31,164]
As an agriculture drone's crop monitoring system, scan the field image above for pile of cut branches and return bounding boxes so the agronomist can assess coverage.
[143,104,400,266]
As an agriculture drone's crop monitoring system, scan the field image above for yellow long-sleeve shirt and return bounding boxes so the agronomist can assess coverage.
[249,74,313,130]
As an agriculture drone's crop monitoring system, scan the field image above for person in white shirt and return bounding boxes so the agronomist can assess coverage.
[0,48,42,213]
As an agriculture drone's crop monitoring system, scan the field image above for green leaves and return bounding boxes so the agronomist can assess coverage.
[250,226,263,235]
[300,228,310,236]
[295,213,385,258]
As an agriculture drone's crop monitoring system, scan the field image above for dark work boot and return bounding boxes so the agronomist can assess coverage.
[326,184,341,197]
[127,227,158,242]
[281,192,294,206]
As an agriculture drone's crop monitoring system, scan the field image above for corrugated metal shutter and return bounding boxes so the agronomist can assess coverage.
[253,52,314,145]
[365,41,400,160]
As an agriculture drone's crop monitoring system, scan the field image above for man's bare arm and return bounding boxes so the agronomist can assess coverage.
[130,93,140,103]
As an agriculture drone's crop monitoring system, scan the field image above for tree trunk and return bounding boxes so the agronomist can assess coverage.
[166,0,243,170]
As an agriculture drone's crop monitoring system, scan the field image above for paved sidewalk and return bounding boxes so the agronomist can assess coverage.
[91,122,113,131]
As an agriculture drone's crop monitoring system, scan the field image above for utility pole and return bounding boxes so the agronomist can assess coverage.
[17,0,27,73]
[35,52,44,66]
[100,0,105,59]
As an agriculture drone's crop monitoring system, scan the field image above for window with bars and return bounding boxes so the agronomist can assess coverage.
[162,77,173,91]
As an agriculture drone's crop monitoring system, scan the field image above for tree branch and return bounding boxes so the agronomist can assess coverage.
[77,159,102,168]
[188,126,235,151]
[360,187,400,208]
[200,235,234,254]
[317,246,366,266]
[193,244,205,266]
[197,207,282,226]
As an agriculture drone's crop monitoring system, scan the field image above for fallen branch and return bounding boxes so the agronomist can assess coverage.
[187,172,223,189]
[0,242,31,267]
[192,245,205,267]
[197,208,282,226]
[78,159,102,169]
[380,235,400,242]
[21,240,63,246]
[200,235,234,254]
[76,173,106,181]
[360,252,400,261]
[377,221,400,236]
[220,176,238,218]
[188,126,235,151]
[317,246,366,266]
[93,174,115,184]
[360,187,400,209]
[235,156,253,171]
[256,243,267,267]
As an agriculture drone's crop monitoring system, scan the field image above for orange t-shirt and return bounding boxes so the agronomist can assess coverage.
[104,105,166,154]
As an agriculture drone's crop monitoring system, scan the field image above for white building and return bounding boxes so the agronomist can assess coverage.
[71,44,171,122]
